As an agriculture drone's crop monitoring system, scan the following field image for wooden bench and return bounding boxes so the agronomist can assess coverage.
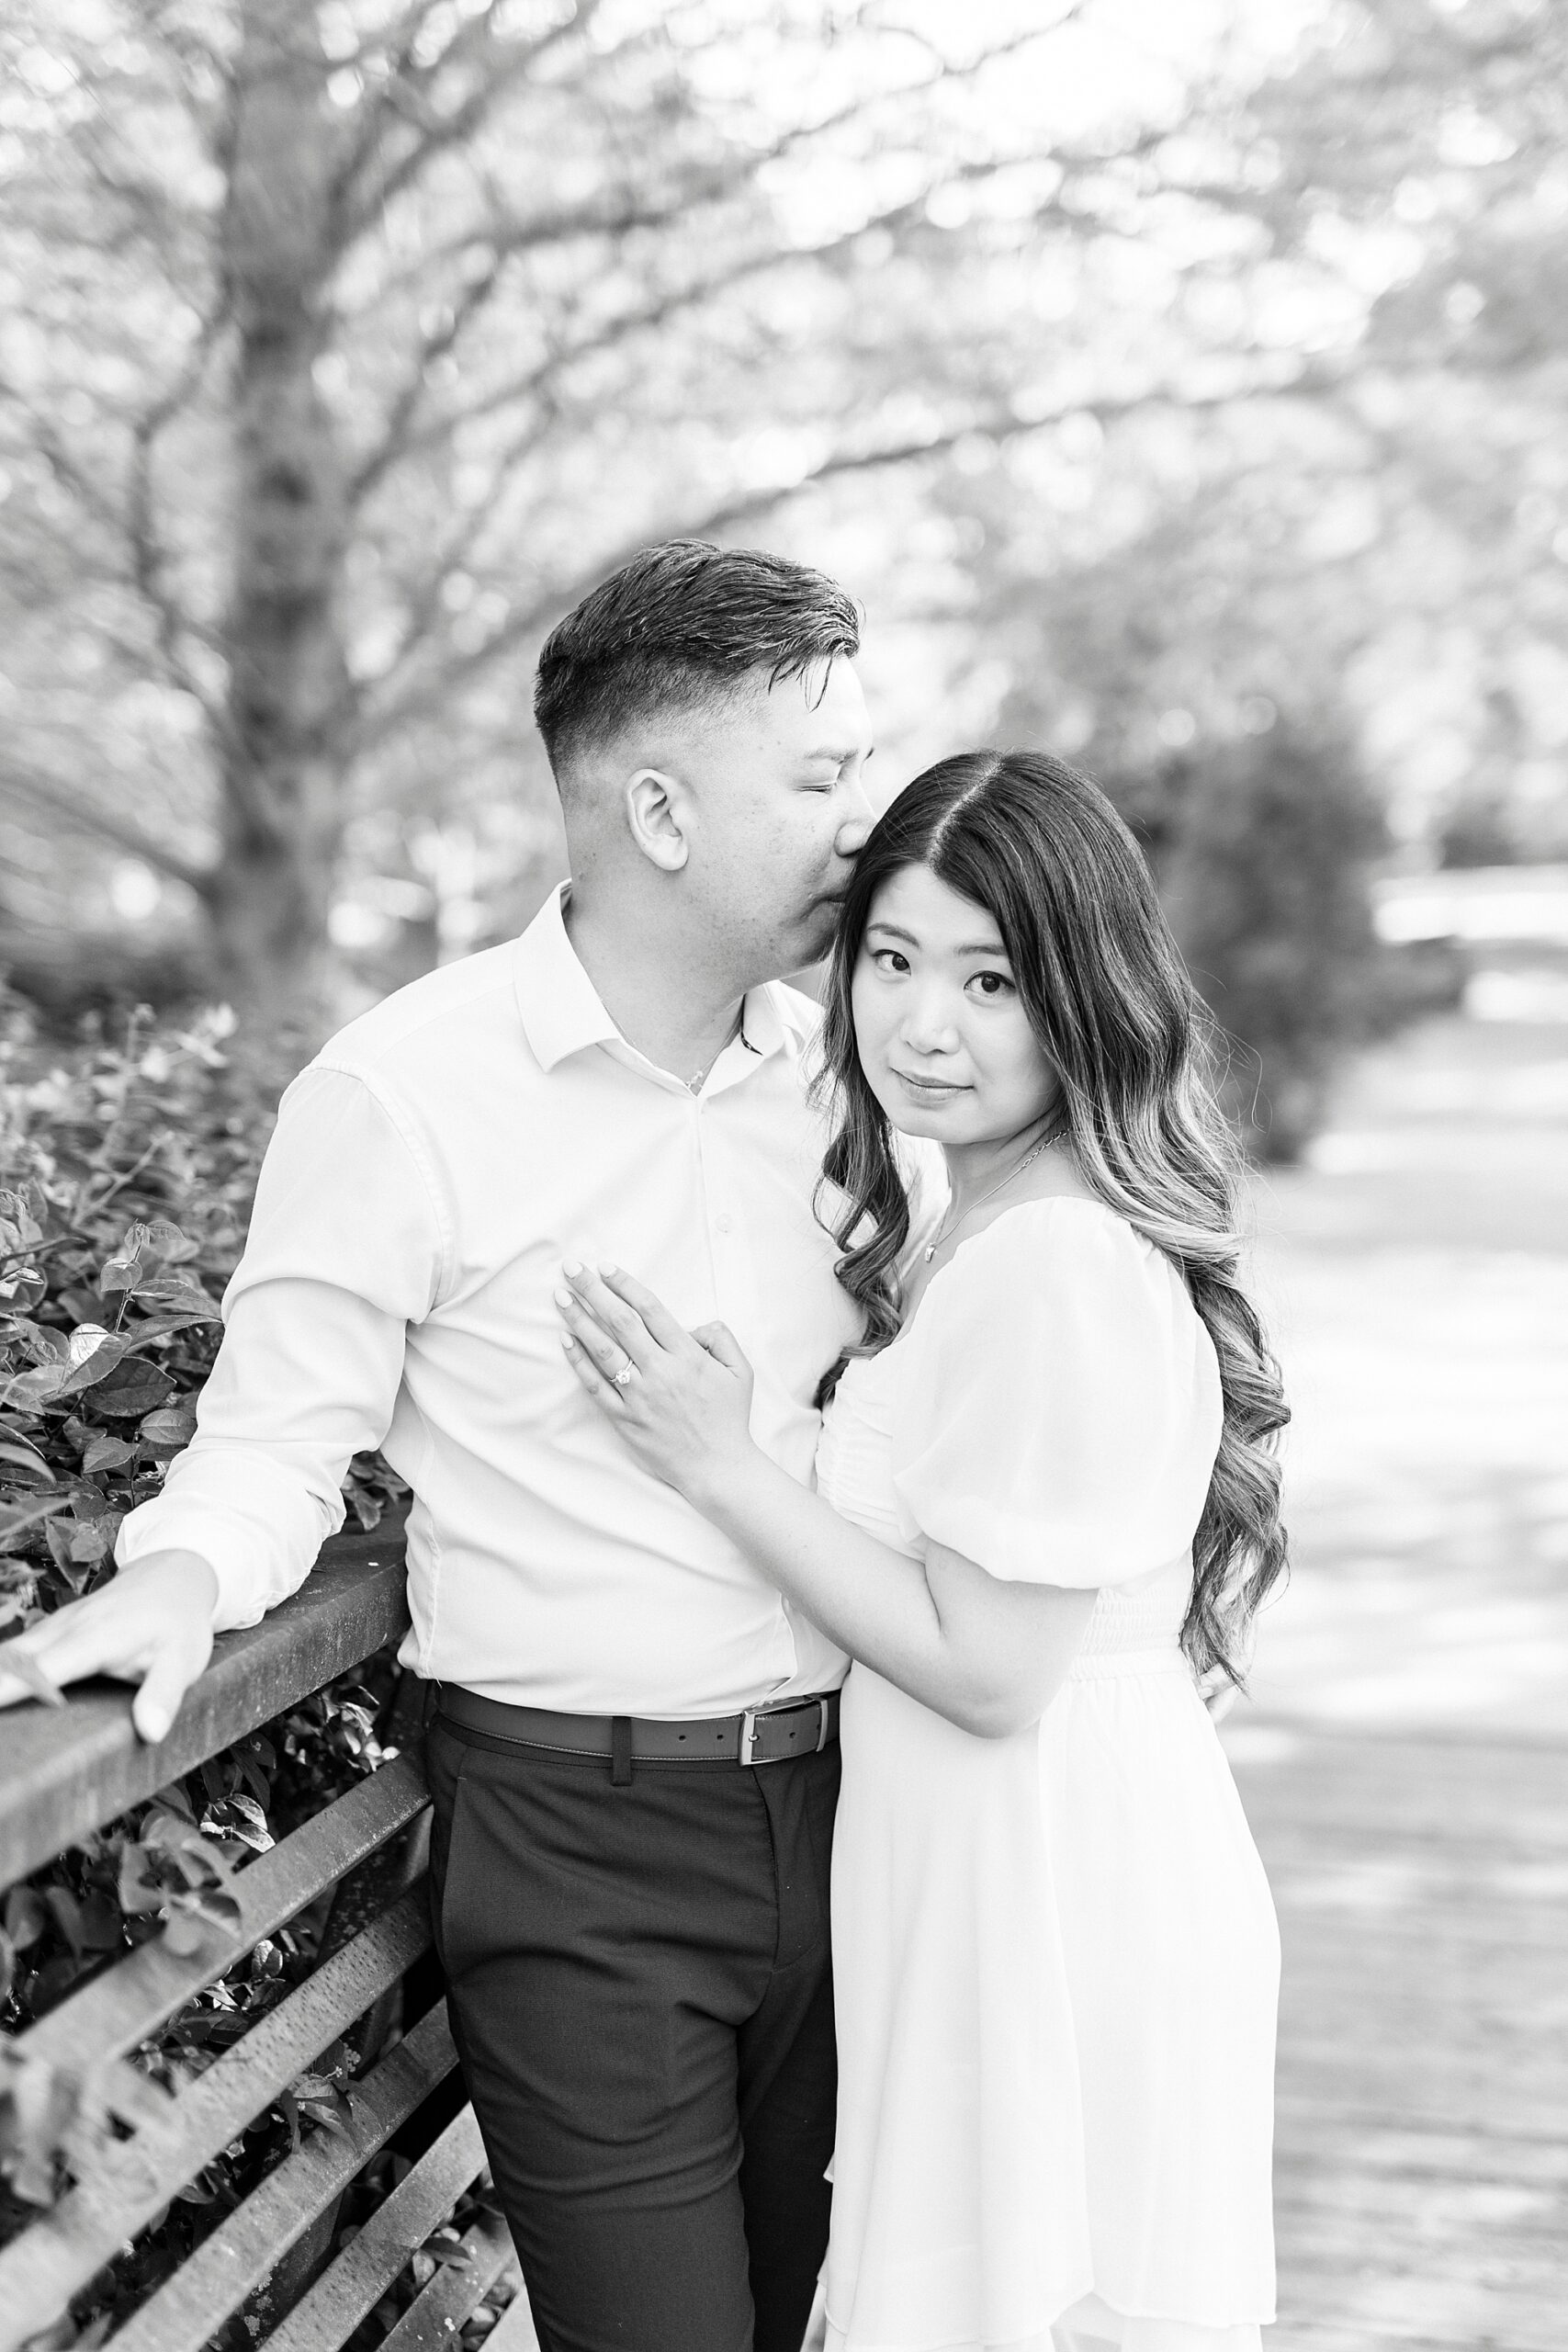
[0,1525,538,2352]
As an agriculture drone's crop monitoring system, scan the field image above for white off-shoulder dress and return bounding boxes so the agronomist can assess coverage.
[814,1197,1279,2352]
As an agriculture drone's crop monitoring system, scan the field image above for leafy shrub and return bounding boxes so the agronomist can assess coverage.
[0,989,429,2341]
[1107,723,1393,1162]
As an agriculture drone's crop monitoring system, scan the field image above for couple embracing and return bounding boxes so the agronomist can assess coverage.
[0,543,1287,2352]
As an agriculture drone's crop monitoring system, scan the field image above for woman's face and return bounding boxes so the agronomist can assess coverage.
[850,863,1061,1148]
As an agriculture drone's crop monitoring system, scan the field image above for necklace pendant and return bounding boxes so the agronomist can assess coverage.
[923,1242,936,1261]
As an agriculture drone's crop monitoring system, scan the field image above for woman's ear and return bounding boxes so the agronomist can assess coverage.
[625,767,690,872]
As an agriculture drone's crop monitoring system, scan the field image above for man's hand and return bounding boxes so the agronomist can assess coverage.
[0,1552,220,1744]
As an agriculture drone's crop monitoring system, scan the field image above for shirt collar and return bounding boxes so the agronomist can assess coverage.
[512,881,802,1078]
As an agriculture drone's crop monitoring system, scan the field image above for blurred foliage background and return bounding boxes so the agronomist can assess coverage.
[1,0,1566,1148]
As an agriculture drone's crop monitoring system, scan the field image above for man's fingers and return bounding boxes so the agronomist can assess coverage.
[561,1261,657,1367]
[133,1629,210,1747]
[597,1265,689,1353]
[692,1320,750,1376]
[0,1641,67,1713]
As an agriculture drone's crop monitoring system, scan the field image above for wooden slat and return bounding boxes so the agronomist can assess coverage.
[487,2289,545,2352]
[17,1753,429,2075]
[0,1526,410,1887]
[260,2105,487,2352]
[0,1889,430,2352]
[107,2002,458,2352]
[378,2211,518,2352]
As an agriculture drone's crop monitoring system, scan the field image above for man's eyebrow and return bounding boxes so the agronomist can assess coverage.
[804,743,875,762]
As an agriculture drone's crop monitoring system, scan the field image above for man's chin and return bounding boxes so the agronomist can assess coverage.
[795,899,846,967]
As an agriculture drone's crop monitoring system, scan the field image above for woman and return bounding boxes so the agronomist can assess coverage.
[557,749,1288,2352]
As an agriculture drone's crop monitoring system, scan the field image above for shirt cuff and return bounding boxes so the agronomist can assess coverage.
[116,1462,342,1633]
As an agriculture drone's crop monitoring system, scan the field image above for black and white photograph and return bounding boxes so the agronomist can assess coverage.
[0,4,1563,2349]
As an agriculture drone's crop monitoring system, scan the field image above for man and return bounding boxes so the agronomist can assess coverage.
[0,541,878,2352]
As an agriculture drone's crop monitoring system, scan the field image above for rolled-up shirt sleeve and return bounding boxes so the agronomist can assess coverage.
[116,1064,446,1631]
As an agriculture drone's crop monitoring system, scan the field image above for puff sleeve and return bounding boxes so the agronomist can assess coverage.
[890,1199,1223,1587]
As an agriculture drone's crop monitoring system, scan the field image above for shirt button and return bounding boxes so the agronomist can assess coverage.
[715,1214,733,1235]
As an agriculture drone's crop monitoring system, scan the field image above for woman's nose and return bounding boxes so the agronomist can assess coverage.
[900,991,961,1054]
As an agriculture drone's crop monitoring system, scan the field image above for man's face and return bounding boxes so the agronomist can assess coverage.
[677,658,875,980]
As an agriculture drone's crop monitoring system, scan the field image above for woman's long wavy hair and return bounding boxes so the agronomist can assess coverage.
[814,749,1290,1684]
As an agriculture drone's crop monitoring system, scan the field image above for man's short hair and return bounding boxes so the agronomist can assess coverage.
[533,540,861,775]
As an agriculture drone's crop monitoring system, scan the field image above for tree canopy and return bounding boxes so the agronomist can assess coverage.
[0,0,1562,1017]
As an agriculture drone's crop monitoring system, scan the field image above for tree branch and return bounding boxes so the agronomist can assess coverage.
[0,760,212,892]
[354,361,1347,752]
[348,184,954,506]
[337,0,608,236]
[360,17,1066,301]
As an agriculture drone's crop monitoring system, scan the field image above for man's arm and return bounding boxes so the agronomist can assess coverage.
[0,1066,444,1741]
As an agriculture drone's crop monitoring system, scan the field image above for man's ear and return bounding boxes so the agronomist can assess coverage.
[624,767,690,872]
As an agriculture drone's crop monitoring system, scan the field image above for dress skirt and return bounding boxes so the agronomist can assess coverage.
[821,1649,1280,2352]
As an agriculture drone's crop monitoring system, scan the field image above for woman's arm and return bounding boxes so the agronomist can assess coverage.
[700,1450,1092,1737]
[558,1263,1093,1737]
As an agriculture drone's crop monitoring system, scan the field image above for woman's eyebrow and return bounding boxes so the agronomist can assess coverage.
[865,921,1009,958]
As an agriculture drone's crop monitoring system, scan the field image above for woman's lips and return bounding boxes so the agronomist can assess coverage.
[892,1069,969,1098]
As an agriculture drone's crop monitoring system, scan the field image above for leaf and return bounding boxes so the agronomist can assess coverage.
[143,1219,197,1265]
[45,1520,91,1586]
[0,1436,53,1483]
[160,1909,212,1957]
[81,1433,135,1474]
[81,1357,174,1419]
[152,1777,197,1823]
[200,1792,274,1852]
[117,1306,217,1345]
[117,1844,165,1915]
[0,1364,66,1411]
[299,2098,353,2139]
[44,1886,84,1956]
[75,1892,121,1951]
[138,1406,197,1449]
[56,1335,133,1401]
[7,1322,69,1367]
[5,1887,47,1950]
[96,1253,144,1299]
[0,1269,47,1313]
[0,1492,72,1552]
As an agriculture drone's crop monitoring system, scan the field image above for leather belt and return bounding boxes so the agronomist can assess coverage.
[434,1681,840,1768]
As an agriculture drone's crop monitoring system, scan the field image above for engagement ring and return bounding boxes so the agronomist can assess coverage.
[612,1362,636,1388]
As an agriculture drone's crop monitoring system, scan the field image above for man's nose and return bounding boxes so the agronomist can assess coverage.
[834,775,876,856]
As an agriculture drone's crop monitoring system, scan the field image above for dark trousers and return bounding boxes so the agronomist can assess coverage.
[423,1713,840,2352]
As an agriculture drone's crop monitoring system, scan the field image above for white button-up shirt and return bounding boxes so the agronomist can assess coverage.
[118,886,871,1715]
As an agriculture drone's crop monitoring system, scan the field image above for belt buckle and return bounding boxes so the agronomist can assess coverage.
[739,1696,826,1768]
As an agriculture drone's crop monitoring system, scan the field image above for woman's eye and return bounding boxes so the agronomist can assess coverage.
[969,970,1015,999]
[870,948,909,974]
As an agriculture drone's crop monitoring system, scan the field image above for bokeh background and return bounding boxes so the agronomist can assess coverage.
[2,2,1566,2346]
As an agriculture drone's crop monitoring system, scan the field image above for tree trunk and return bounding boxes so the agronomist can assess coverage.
[205,0,351,1025]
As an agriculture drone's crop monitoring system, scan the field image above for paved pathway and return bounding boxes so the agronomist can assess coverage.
[1223,1013,1568,2352]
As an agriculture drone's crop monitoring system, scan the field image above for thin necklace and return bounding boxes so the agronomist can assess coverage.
[923,1114,1068,1262]
[685,1006,745,1094]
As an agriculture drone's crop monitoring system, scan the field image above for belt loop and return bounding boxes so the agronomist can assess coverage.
[610,1715,634,1786]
